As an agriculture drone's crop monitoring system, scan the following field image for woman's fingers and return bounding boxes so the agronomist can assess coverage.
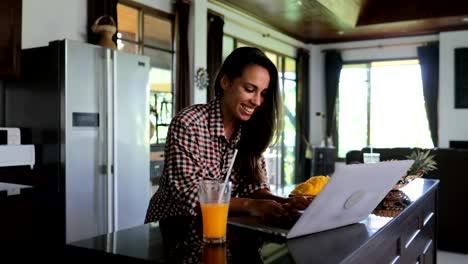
[251,198,316,223]
[268,200,289,217]
[250,199,286,218]
[288,196,313,209]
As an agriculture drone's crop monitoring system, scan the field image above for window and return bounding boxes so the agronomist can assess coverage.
[337,59,434,158]
[117,2,175,145]
[222,36,297,191]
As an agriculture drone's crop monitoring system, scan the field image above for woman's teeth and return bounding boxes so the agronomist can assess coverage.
[242,105,254,114]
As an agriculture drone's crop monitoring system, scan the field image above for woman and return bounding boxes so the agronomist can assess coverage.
[145,47,310,226]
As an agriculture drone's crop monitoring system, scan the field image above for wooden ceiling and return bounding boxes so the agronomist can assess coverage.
[216,0,468,44]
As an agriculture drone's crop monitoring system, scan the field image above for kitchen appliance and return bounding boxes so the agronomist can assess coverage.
[0,127,21,144]
[0,145,35,168]
[4,39,150,243]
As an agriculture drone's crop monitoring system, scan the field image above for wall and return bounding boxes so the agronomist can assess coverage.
[22,0,87,49]
[439,30,468,147]
[132,0,172,13]
[189,0,207,104]
[321,35,438,61]
[308,44,324,145]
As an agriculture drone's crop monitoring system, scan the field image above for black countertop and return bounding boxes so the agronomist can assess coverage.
[0,182,33,198]
[0,181,35,251]
[66,178,439,263]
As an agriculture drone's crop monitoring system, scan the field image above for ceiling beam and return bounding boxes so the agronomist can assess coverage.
[315,0,363,27]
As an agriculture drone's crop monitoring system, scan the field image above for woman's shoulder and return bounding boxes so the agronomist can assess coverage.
[171,103,209,128]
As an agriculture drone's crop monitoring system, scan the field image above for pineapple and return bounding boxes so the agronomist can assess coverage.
[394,149,437,189]
[406,149,437,176]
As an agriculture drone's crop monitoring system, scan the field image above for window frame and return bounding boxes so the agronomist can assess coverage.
[119,0,175,54]
[117,0,176,146]
[337,57,430,160]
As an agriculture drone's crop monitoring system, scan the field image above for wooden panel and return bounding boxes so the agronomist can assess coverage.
[310,15,468,43]
[0,0,21,78]
[218,0,351,41]
[358,0,468,25]
[217,0,468,43]
[316,0,363,26]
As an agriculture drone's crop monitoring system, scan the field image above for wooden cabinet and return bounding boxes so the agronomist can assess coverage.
[0,0,21,78]
[347,186,437,264]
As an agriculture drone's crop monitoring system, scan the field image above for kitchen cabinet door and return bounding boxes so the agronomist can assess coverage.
[0,0,21,78]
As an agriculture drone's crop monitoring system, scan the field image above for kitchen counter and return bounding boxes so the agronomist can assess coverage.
[0,182,32,197]
[66,178,439,263]
[0,182,34,250]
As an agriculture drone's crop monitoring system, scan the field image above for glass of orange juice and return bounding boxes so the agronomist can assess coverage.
[198,180,231,244]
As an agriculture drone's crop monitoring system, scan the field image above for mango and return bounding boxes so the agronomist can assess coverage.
[291,175,330,196]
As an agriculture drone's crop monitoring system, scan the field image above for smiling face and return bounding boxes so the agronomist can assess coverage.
[220,64,271,123]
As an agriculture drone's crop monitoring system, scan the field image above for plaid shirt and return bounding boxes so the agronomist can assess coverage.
[145,98,269,223]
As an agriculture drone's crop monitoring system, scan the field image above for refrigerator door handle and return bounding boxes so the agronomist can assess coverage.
[105,48,114,234]
[112,49,119,233]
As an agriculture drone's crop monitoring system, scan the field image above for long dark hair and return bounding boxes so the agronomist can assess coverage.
[214,47,283,184]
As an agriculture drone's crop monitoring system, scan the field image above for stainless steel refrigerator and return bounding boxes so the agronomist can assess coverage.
[5,39,150,244]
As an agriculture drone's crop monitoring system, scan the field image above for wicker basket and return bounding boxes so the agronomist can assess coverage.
[91,15,117,49]
[374,190,411,217]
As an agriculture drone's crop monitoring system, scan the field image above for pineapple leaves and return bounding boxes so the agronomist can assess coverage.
[405,149,437,176]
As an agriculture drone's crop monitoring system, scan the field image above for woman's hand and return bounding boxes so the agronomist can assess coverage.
[283,196,314,210]
[246,199,291,222]
[280,196,314,219]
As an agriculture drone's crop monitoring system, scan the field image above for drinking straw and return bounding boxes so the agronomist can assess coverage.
[218,149,238,203]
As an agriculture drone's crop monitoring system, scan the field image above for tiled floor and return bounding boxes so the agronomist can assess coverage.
[437,250,468,264]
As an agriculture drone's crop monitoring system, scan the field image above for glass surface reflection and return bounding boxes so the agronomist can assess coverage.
[203,244,226,264]
[158,215,268,263]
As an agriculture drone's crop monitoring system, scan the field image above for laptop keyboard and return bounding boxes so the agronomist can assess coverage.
[265,213,301,230]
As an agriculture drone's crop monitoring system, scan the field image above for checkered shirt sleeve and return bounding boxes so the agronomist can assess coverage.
[164,118,208,216]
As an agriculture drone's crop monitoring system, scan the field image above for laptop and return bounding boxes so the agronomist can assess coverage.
[228,160,414,239]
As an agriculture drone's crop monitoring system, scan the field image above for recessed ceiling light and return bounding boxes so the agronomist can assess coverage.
[463,17,468,22]
[338,31,344,35]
